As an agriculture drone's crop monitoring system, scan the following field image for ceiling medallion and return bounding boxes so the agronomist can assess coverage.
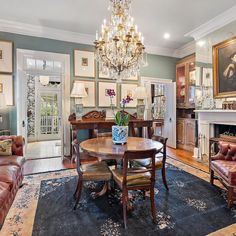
[94,0,147,82]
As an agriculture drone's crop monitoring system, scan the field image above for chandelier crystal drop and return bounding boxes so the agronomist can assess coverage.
[94,0,147,82]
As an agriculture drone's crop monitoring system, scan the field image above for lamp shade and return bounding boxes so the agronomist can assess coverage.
[39,76,50,86]
[134,86,147,99]
[71,82,87,98]
[0,93,6,109]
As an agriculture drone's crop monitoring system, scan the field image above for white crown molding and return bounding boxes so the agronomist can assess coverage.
[0,19,95,45]
[0,19,179,57]
[145,45,176,57]
[185,5,236,40]
[173,41,196,58]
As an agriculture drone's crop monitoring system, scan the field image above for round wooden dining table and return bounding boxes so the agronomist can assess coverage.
[80,136,163,159]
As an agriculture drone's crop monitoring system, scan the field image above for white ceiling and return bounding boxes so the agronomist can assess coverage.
[0,0,236,51]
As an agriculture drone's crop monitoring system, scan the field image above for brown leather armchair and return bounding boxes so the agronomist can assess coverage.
[0,136,25,227]
[210,141,236,207]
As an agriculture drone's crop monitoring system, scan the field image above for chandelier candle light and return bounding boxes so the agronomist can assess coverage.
[94,0,147,81]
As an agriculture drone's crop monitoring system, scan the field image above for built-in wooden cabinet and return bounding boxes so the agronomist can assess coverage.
[185,119,196,147]
[177,118,196,152]
[177,119,185,145]
[176,54,196,153]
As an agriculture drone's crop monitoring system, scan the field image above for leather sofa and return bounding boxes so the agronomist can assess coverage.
[210,141,236,207]
[0,136,25,228]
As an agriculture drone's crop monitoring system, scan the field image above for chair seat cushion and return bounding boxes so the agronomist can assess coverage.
[0,165,20,189]
[134,154,163,169]
[0,182,10,206]
[111,168,151,188]
[81,161,111,181]
[0,155,25,167]
[211,160,236,185]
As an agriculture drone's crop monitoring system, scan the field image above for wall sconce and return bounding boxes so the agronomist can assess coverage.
[134,86,147,119]
[71,81,87,119]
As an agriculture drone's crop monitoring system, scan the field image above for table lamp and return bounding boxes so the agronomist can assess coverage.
[134,86,147,119]
[0,93,6,123]
[71,81,87,119]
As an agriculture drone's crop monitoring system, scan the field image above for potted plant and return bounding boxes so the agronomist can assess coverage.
[110,93,133,145]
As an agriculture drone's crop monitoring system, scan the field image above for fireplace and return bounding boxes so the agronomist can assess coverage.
[195,110,236,159]
[214,124,236,141]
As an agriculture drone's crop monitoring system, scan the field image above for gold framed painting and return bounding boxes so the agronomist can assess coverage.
[0,40,13,74]
[74,50,95,78]
[0,83,2,93]
[213,36,236,98]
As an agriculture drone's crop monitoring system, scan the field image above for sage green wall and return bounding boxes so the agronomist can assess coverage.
[0,31,178,134]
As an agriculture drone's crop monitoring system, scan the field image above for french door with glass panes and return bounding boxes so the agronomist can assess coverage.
[36,91,62,141]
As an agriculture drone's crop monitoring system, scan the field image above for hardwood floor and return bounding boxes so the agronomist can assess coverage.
[23,148,209,175]
[23,157,75,175]
[167,147,209,173]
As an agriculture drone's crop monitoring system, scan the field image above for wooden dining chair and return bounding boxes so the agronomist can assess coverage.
[111,149,157,229]
[133,135,169,190]
[73,144,112,210]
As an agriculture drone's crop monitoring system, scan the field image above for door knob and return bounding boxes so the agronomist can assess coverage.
[169,118,172,122]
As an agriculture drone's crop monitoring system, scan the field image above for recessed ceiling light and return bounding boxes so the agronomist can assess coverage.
[197,40,206,47]
[163,33,170,39]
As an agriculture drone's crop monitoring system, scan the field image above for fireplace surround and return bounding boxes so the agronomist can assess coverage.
[194,110,236,162]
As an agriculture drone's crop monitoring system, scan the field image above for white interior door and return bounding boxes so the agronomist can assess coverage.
[163,82,176,148]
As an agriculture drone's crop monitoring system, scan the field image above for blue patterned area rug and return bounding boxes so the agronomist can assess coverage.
[32,164,236,236]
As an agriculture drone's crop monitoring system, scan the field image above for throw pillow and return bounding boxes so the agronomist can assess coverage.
[0,139,12,156]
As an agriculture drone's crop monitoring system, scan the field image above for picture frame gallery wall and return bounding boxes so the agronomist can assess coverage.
[0,40,13,106]
[73,49,139,109]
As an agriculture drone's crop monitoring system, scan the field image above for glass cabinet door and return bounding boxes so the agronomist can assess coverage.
[187,61,195,107]
[176,65,186,107]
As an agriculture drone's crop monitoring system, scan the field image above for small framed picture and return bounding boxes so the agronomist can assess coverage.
[0,40,13,74]
[202,67,212,87]
[98,81,117,107]
[121,84,137,107]
[0,74,13,105]
[79,80,96,107]
[74,50,95,77]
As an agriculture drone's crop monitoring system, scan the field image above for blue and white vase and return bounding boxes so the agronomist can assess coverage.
[112,125,128,145]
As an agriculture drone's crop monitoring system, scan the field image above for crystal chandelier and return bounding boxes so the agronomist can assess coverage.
[94,0,147,81]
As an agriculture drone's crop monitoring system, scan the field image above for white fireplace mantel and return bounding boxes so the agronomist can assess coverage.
[195,110,236,113]
[194,109,236,156]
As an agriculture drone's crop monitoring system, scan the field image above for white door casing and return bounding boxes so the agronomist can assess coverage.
[16,49,71,157]
[163,82,176,148]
